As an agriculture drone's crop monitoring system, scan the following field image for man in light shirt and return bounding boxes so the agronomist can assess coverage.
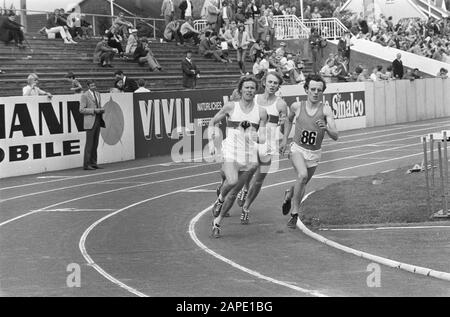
[135,79,151,93]
[161,0,175,28]
[22,73,52,98]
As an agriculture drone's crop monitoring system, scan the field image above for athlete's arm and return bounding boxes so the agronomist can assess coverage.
[208,102,233,141]
[277,98,288,133]
[320,105,338,141]
[280,102,299,154]
[257,107,268,144]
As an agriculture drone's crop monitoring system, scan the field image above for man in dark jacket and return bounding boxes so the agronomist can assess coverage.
[0,12,25,48]
[392,53,404,79]
[181,50,200,89]
[114,70,138,92]
[179,0,193,20]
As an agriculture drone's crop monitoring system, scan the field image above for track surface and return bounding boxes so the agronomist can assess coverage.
[1,117,450,297]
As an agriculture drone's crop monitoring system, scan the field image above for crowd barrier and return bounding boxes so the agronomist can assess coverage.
[1,78,449,178]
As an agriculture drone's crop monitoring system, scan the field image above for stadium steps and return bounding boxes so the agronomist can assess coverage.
[0,34,313,97]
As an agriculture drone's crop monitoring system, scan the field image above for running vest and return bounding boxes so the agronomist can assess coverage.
[255,94,282,153]
[293,101,326,151]
[225,101,260,146]
[255,94,280,126]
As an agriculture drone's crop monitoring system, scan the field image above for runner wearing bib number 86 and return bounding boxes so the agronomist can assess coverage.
[279,74,338,229]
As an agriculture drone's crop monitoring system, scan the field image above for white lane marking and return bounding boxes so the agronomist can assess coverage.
[0,170,219,228]
[183,189,217,193]
[319,226,450,231]
[188,207,328,297]
[2,120,447,192]
[313,175,357,179]
[37,176,72,179]
[38,208,116,213]
[79,182,219,298]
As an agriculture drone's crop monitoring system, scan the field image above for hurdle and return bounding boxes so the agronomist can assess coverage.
[422,131,450,219]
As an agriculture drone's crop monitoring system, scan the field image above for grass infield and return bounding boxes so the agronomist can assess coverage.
[302,166,449,227]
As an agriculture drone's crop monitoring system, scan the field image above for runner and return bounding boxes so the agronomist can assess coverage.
[237,71,288,225]
[280,74,338,228]
[208,75,268,238]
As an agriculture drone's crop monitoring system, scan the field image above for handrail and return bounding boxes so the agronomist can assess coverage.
[302,17,348,40]
[272,15,310,39]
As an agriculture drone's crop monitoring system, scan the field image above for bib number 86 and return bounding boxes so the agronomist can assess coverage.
[300,130,317,145]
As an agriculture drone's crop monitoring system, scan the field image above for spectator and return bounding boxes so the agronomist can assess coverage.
[204,0,220,32]
[64,72,82,94]
[249,39,266,62]
[79,80,105,171]
[412,68,422,79]
[252,55,265,79]
[93,35,117,67]
[135,79,151,92]
[161,0,175,28]
[293,60,306,84]
[280,53,297,84]
[234,5,246,25]
[319,59,337,83]
[180,17,200,45]
[403,69,415,80]
[311,6,322,19]
[385,65,394,80]
[110,79,124,93]
[245,0,259,42]
[392,53,404,79]
[66,7,83,40]
[164,20,183,46]
[223,20,238,47]
[304,5,312,19]
[257,9,270,42]
[199,30,228,63]
[370,65,385,81]
[181,50,200,89]
[133,38,163,72]
[437,67,448,79]
[275,42,287,58]
[334,57,350,82]
[126,29,139,55]
[234,23,251,75]
[219,1,233,30]
[43,9,77,44]
[22,73,52,97]
[309,28,321,74]
[107,28,125,57]
[110,12,133,40]
[0,12,25,48]
[179,0,194,20]
[356,67,370,82]
[114,70,138,92]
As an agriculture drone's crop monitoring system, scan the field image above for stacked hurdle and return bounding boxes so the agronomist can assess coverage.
[422,131,450,219]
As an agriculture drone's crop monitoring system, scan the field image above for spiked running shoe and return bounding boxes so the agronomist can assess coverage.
[237,187,248,207]
[211,222,221,238]
[211,199,223,217]
[240,208,250,225]
[281,187,293,215]
[287,213,299,229]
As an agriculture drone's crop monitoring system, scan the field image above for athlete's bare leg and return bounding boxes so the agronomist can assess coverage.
[243,165,268,211]
[289,151,317,216]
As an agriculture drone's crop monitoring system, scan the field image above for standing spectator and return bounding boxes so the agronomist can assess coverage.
[164,20,183,46]
[93,35,117,67]
[245,0,259,41]
[181,50,200,89]
[135,79,151,92]
[114,70,138,92]
[22,73,52,97]
[204,0,220,32]
[126,29,139,55]
[303,5,312,19]
[0,12,25,48]
[219,1,233,30]
[133,38,163,72]
[179,0,193,20]
[234,23,251,75]
[272,2,283,16]
[257,9,270,42]
[392,53,404,79]
[161,0,175,28]
[79,80,105,171]
[65,72,82,94]
[309,28,321,74]
[180,17,201,45]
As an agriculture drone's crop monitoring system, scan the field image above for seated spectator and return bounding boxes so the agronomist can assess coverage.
[403,69,416,80]
[370,65,386,81]
[437,67,448,79]
[222,20,238,46]
[280,54,297,84]
[93,35,117,67]
[110,78,124,93]
[23,73,52,97]
[133,38,163,72]
[64,72,82,94]
[66,7,83,40]
[0,12,25,48]
[126,29,139,55]
[44,9,77,44]
[114,70,138,92]
[81,19,93,39]
[135,79,151,92]
[293,61,306,84]
[333,57,350,82]
[252,55,266,79]
[110,12,133,40]
[412,68,422,79]
[385,66,394,80]
[107,28,125,57]
[199,30,228,63]
[268,50,280,71]
[320,59,337,83]
[357,67,370,82]
[311,6,322,19]
[180,17,200,45]
[164,20,183,46]
[275,42,287,58]
[249,39,266,62]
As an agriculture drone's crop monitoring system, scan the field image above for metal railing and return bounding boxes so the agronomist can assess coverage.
[192,16,348,40]
[1,8,165,39]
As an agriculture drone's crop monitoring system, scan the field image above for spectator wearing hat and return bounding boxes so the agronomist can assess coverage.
[126,29,139,55]
[79,79,105,171]
[0,12,25,48]
[23,73,53,97]
[93,35,117,67]
[164,20,183,46]
[133,38,163,72]
[181,50,200,89]
[135,79,151,92]
[65,72,82,94]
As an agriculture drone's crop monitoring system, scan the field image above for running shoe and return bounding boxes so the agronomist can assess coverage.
[281,187,293,215]
[211,199,223,217]
[240,208,250,225]
[211,221,221,238]
[237,187,248,207]
[287,213,299,229]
